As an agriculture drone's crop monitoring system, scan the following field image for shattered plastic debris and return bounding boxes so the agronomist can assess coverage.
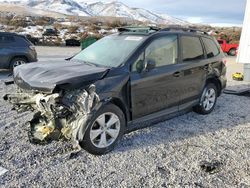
[0,167,8,176]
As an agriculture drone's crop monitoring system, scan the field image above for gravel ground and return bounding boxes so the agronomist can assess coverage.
[0,54,250,187]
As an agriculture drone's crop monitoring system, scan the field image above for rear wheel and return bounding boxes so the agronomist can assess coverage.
[228,48,236,56]
[80,104,125,155]
[194,83,218,115]
[10,57,27,70]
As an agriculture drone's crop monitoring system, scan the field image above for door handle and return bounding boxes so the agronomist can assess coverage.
[173,71,181,77]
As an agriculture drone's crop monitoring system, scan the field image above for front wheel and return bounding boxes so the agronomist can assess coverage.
[80,104,125,155]
[194,83,218,115]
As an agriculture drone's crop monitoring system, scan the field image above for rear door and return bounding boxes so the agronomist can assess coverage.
[0,35,16,68]
[177,35,208,107]
[202,36,224,78]
[130,34,183,119]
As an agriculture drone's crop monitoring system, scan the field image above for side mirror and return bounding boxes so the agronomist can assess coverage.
[145,59,156,71]
[136,60,145,73]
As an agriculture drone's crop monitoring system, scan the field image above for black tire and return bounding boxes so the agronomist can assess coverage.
[10,57,27,70]
[194,83,218,115]
[80,103,125,155]
[228,48,236,56]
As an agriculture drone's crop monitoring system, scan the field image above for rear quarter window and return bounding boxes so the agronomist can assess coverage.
[14,36,31,47]
[181,36,204,62]
[203,37,220,58]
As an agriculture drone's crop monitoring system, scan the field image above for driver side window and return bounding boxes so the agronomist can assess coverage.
[132,35,178,72]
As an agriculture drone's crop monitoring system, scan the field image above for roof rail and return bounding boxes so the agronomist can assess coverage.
[0,32,19,35]
[117,26,209,35]
[161,26,209,35]
[117,26,161,34]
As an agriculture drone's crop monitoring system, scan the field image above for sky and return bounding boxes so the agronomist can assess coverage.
[101,0,247,26]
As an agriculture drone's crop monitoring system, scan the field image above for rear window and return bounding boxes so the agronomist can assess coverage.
[203,37,220,58]
[181,36,204,62]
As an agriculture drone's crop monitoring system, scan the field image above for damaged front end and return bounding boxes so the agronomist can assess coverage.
[4,85,100,147]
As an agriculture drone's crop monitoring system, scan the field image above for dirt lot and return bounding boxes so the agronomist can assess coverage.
[0,48,250,187]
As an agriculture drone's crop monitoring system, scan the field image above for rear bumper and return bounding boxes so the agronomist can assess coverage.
[219,63,227,93]
[219,75,227,94]
[27,49,37,62]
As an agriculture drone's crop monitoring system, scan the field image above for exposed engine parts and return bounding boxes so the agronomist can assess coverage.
[4,84,100,148]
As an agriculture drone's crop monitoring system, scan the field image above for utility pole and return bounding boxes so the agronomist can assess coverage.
[237,0,250,81]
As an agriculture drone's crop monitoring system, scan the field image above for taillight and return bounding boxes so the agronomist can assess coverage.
[29,45,36,51]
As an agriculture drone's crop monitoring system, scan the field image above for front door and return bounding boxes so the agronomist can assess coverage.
[130,35,182,119]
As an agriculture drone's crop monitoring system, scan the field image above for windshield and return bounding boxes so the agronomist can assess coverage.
[72,35,145,67]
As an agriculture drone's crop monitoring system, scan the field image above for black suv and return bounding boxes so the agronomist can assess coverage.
[5,27,226,155]
[0,32,37,69]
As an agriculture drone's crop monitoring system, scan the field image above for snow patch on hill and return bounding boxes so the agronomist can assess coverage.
[0,0,190,25]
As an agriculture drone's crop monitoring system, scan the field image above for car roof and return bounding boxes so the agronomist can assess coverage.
[0,32,22,37]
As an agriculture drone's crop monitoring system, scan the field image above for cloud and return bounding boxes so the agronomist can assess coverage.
[83,0,246,25]
[186,17,203,24]
[117,0,246,25]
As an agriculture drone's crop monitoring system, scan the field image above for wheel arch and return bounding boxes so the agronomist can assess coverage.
[109,97,130,124]
[229,47,236,51]
[228,47,236,55]
[206,77,222,96]
[9,55,29,68]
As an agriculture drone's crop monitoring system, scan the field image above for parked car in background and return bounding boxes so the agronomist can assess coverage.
[65,39,80,46]
[217,39,239,56]
[43,28,58,36]
[25,34,40,45]
[5,27,227,155]
[0,32,37,69]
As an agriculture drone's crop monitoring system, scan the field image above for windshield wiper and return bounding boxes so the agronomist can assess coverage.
[71,59,98,67]
[83,61,97,67]
[71,59,113,68]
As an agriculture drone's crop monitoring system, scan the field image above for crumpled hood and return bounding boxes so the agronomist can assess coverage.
[14,61,109,93]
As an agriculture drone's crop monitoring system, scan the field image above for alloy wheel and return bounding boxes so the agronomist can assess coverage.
[202,88,216,111]
[13,60,26,68]
[90,112,121,149]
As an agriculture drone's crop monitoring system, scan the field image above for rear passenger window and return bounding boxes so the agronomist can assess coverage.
[203,37,220,58]
[0,36,15,43]
[181,36,204,62]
